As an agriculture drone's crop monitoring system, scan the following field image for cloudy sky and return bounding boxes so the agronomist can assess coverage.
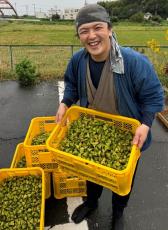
[8,0,98,15]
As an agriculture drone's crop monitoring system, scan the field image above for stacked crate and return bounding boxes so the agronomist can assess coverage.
[11,116,86,200]
[5,106,141,229]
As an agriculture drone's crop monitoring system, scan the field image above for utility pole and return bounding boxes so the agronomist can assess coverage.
[25,5,29,15]
[84,0,88,6]
[32,3,36,16]
[54,5,57,14]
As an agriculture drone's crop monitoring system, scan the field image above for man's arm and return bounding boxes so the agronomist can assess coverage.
[130,51,164,149]
[55,57,79,123]
[133,124,150,149]
[55,103,68,123]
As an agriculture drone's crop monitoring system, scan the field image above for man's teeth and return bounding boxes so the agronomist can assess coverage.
[89,41,99,46]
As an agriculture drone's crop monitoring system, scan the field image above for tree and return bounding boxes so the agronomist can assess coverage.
[98,0,168,20]
[144,0,168,18]
[51,13,60,21]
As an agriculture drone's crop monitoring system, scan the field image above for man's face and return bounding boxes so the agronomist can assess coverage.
[78,21,112,61]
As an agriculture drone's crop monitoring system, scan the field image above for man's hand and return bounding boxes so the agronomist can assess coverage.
[55,103,68,123]
[132,124,150,149]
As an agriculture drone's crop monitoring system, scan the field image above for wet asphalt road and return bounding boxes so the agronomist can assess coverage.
[0,80,59,168]
[0,80,168,230]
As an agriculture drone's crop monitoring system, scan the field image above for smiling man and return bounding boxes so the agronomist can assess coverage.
[55,4,164,228]
[78,21,112,62]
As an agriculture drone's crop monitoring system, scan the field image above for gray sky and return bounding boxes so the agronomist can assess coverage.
[8,0,98,16]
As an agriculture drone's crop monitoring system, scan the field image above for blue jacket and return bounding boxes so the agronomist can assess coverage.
[62,47,164,151]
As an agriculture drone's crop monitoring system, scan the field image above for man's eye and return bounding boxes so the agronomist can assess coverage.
[95,26,102,30]
[79,31,88,35]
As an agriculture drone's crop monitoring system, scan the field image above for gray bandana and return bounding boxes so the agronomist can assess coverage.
[75,4,111,29]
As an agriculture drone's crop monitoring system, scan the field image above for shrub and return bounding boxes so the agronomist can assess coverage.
[15,58,39,86]
[129,12,144,23]
[152,15,162,23]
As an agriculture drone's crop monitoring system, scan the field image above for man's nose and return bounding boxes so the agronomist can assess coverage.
[88,29,96,38]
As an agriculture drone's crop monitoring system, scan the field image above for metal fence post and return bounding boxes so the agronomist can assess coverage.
[9,45,13,70]
[71,45,73,57]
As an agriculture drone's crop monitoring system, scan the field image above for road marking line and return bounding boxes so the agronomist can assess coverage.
[67,197,83,222]
[58,81,65,102]
[49,221,88,229]
[45,198,88,230]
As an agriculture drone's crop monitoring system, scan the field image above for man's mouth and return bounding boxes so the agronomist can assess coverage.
[88,41,100,47]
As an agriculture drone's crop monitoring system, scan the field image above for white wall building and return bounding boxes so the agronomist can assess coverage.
[35,11,48,19]
[64,8,79,20]
[144,12,152,20]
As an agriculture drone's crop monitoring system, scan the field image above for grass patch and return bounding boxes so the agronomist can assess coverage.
[1,21,168,45]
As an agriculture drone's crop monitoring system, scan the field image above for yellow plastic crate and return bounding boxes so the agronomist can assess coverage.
[24,116,58,172]
[0,167,45,230]
[11,143,27,168]
[53,171,86,199]
[11,142,51,199]
[47,106,141,196]
[44,172,51,199]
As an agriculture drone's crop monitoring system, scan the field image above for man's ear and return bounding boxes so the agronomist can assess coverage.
[109,29,112,38]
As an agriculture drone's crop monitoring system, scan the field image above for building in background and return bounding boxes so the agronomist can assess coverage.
[0,0,88,20]
[63,8,79,20]
[144,12,152,20]
[35,11,47,19]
